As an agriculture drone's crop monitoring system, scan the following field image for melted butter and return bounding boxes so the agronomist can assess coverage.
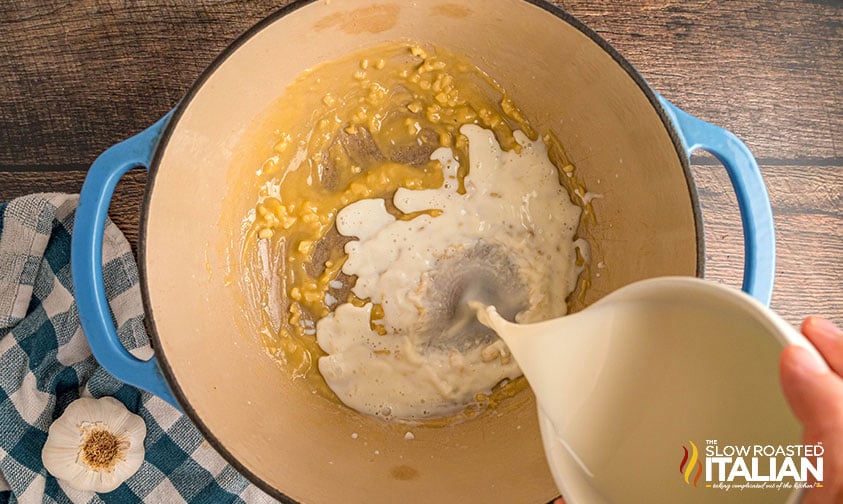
[239,42,593,418]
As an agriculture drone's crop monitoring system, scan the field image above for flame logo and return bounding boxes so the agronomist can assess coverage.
[679,441,703,486]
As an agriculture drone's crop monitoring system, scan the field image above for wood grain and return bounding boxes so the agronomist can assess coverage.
[0,0,289,167]
[0,0,839,167]
[554,0,843,161]
[0,170,147,255]
[692,160,843,326]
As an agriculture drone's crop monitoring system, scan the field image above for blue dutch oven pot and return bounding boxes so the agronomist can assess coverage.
[71,1,775,503]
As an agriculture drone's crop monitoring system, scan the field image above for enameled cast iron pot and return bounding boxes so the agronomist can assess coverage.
[71,1,776,502]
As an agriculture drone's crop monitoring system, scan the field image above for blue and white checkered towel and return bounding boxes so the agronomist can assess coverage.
[0,194,277,503]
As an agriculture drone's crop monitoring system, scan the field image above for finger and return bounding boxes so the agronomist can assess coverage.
[801,316,843,377]
[779,345,843,429]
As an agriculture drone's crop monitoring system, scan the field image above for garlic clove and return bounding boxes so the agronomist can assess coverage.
[42,396,146,493]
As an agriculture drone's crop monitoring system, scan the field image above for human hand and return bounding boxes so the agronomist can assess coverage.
[780,316,843,504]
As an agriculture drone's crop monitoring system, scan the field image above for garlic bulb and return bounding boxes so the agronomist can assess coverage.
[42,396,146,493]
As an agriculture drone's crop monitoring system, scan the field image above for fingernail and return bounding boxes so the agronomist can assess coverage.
[789,346,830,375]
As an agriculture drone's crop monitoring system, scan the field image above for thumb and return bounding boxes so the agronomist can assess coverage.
[779,345,843,429]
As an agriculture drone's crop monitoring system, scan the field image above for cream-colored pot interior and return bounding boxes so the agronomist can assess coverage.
[142,0,699,502]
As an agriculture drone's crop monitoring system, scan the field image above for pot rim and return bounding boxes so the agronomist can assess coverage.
[137,1,705,501]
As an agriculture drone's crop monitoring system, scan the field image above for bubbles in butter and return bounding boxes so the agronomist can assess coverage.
[315,124,582,420]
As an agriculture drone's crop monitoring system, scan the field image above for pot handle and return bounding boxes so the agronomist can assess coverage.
[657,95,775,306]
[71,110,181,410]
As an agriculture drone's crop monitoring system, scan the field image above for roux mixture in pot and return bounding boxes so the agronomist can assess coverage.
[240,43,591,421]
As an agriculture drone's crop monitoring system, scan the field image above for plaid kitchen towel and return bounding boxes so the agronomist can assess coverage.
[0,194,278,504]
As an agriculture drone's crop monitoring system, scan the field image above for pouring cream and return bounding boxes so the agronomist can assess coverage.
[316,124,583,420]
[476,277,807,504]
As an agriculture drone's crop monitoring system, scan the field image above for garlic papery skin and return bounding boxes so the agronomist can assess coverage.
[42,396,146,493]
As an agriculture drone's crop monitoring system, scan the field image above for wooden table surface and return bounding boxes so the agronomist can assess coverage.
[1,0,840,331]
